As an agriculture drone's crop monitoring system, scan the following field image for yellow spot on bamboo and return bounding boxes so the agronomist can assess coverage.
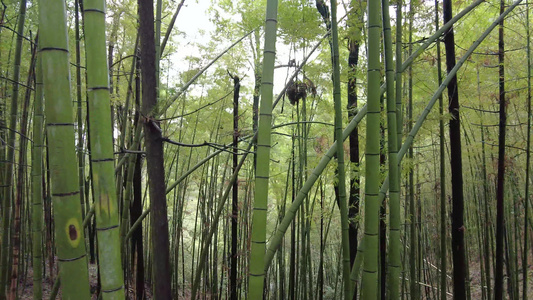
[98,193,111,218]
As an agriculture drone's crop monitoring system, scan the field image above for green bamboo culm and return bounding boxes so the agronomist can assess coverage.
[82,0,126,297]
[247,0,279,297]
[522,0,531,298]
[362,0,382,297]
[381,0,401,295]
[408,4,417,296]
[39,0,91,297]
[330,0,352,298]
[395,0,403,149]
[434,0,447,298]
[31,39,44,300]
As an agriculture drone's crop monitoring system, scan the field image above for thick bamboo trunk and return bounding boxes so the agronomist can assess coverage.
[39,0,91,296]
[362,0,382,297]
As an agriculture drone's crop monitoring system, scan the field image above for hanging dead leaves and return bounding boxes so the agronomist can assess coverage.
[286,77,317,105]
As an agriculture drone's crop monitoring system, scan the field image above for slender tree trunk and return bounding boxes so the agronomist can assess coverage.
[131,52,145,300]
[318,181,324,300]
[75,0,86,223]
[494,0,507,298]
[247,0,278,297]
[230,74,240,300]
[289,140,296,300]
[382,0,401,295]
[132,151,145,300]
[252,28,261,169]
[443,0,467,298]
[31,37,44,300]
[522,0,531,298]
[347,49,360,300]
[330,1,352,298]
[435,0,447,298]
[138,0,172,297]
[408,10,417,298]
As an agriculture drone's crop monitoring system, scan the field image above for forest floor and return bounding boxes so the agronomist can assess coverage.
[467,258,533,299]
[17,257,153,299]
[14,254,533,299]
[18,258,101,299]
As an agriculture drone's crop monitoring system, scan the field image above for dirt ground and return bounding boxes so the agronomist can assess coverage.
[16,255,533,299]
[17,258,154,299]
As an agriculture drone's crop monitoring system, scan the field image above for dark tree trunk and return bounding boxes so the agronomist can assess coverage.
[230,74,240,300]
[289,140,296,300]
[44,146,54,280]
[318,182,324,300]
[443,0,467,298]
[494,0,506,298]
[347,35,360,272]
[346,5,362,298]
[379,96,387,300]
[138,0,172,298]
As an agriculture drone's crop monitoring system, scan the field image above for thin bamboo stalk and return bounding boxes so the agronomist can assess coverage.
[31,39,44,300]
[435,0,447,298]
[523,0,531,298]
[382,0,401,295]
[330,0,351,298]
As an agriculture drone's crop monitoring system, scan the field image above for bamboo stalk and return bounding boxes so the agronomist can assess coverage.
[39,0,91,295]
[83,0,126,296]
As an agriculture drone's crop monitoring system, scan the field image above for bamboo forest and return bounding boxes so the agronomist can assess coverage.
[2,0,533,298]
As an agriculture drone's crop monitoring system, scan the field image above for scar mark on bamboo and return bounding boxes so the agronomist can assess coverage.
[68,225,77,240]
